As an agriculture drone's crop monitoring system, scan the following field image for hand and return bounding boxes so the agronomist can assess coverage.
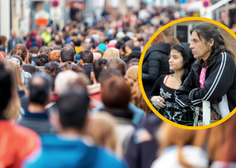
[151,96,165,109]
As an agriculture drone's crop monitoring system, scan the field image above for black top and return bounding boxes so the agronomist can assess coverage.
[82,64,93,84]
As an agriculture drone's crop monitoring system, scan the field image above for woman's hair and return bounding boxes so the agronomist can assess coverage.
[11,44,29,63]
[151,32,166,45]
[48,50,61,63]
[4,59,27,94]
[0,36,7,46]
[102,77,131,109]
[22,64,36,75]
[0,62,21,120]
[157,122,207,168]
[190,22,235,67]
[171,43,195,84]
[125,66,150,114]
[107,58,126,76]
[167,36,180,47]
[103,48,120,60]
[87,112,117,152]
[45,62,60,90]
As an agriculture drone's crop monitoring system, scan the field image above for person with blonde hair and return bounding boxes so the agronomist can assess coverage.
[125,65,150,114]
[151,122,209,168]
[103,48,120,60]
[48,50,61,63]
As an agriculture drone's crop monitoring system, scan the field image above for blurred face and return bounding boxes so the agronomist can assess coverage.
[169,49,184,71]
[190,31,213,61]
[133,37,140,47]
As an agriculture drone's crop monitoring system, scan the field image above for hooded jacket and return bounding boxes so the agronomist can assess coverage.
[23,134,128,168]
[26,31,42,50]
[142,43,171,95]
[175,52,236,112]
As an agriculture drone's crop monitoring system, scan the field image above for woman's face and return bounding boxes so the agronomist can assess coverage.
[189,31,213,61]
[169,49,184,71]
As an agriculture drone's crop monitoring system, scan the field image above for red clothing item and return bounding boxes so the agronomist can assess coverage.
[0,121,40,168]
[87,84,103,110]
[25,39,42,50]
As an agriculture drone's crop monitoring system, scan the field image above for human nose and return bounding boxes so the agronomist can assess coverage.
[189,42,194,49]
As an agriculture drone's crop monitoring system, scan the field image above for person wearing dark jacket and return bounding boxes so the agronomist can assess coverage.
[17,88,29,112]
[142,32,171,95]
[175,22,236,118]
[80,50,94,84]
[125,113,162,168]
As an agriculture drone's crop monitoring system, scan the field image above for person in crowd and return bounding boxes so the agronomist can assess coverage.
[38,46,51,55]
[18,73,54,134]
[11,44,30,64]
[0,36,7,57]
[48,50,61,63]
[125,40,134,56]
[0,61,40,167]
[175,22,236,119]
[82,42,92,51]
[80,50,94,83]
[123,50,141,63]
[166,36,180,47]
[7,29,24,54]
[149,43,195,124]
[29,45,39,66]
[107,58,126,76]
[36,54,49,72]
[24,88,129,168]
[133,34,144,51]
[94,49,104,57]
[103,48,120,60]
[142,32,171,95]
[60,46,75,63]
[22,64,37,75]
[26,31,42,50]
[150,122,208,168]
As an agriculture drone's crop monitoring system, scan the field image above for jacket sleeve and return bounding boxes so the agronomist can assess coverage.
[148,75,163,99]
[142,52,161,83]
[175,68,197,108]
[189,52,235,106]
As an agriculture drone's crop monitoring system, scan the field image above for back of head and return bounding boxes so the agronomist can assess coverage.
[93,59,108,82]
[82,42,92,51]
[60,47,74,62]
[107,58,126,76]
[48,50,61,63]
[45,62,60,90]
[57,88,90,131]
[39,46,51,55]
[29,73,52,105]
[103,48,120,60]
[22,64,36,75]
[125,40,134,50]
[53,45,62,50]
[102,77,130,109]
[11,55,23,66]
[151,32,166,45]
[30,46,39,54]
[74,39,82,47]
[36,54,49,66]
[98,67,122,86]
[126,50,141,63]
[94,49,104,57]
[167,36,180,47]
[11,44,29,63]
[80,50,93,64]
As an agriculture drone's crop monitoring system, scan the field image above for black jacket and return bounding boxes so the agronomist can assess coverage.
[142,43,171,95]
[175,52,236,112]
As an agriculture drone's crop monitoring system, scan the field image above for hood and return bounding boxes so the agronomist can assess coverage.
[29,134,99,167]
[144,43,171,61]
[30,31,37,37]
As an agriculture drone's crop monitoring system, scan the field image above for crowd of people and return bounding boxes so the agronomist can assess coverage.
[0,5,236,168]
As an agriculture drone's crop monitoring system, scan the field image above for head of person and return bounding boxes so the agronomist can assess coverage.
[10,55,23,67]
[45,62,60,90]
[22,64,36,75]
[102,77,131,109]
[98,43,107,52]
[0,62,20,120]
[169,43,195,84]
[94,49,104,57]
[125,50,141,63]
[125,40,134,53]
[48,50,61,63]
[38,46,51,55]
[53,45,62,51]
[151,32,166,45]
[107,58,126,76]
[98,67,123,86]
[11,44,29,64]
[29,73,52,106]
[29,46,39,56]
[82,42,92,51]
[60,47,74,63]
[74,39,82,47]
[93,52,102,61]
[0,36,7,46]
[91,59,108,84]
[133,35,144,48]
[56,88,90,133]
[85,36,96,49]
[190,22,234,67]
[125,58,139,71]
[167,36,180,47]
[10,29,16,38]
[36,54,49,66]
[103,48,120,60]
[80,50,93,66]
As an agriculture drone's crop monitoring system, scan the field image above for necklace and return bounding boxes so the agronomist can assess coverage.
[171,74,181,86]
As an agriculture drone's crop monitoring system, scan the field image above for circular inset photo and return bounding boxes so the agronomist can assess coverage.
[138,17,236,130]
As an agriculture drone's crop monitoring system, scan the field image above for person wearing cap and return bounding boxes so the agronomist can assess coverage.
[26,31,42,50]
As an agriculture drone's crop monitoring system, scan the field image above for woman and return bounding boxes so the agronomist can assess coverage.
[149,43,195,124]
[103,48,120,60]
[175,22,236,118]
[151,122,209,168]
[0,36,7,57]
[142,32,171,95]
[11,44,30,64]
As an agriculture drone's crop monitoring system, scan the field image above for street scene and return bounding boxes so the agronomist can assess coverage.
[0,0,236,167]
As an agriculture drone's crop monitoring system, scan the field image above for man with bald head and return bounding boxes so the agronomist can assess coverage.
[7,29,24,54]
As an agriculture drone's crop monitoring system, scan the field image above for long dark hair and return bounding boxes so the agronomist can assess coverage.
[171,43,195,84]
[190,22,235,67]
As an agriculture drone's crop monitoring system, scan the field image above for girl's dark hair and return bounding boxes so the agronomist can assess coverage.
[22,64,36,75]
[190,22,235,67]
[45,62,60,90]
[171,43,195,84]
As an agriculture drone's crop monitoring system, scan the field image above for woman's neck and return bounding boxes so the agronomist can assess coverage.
[173,70,183,81]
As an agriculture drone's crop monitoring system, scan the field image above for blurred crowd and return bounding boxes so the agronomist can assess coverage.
[0,5,236,168]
